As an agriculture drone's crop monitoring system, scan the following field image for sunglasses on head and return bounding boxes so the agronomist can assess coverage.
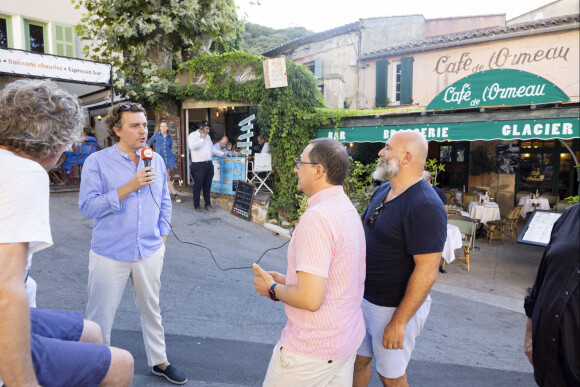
[117,103,142,112]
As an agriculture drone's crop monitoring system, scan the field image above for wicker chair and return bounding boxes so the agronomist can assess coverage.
[445,218,476,271]
[486,206,523,244]
[444,190,460,206]
[462,193,480,210]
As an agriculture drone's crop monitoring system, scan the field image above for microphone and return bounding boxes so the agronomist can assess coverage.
[141,147,153,167]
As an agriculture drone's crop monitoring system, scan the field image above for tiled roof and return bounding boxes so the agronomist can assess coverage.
[361,14,579,60]
[261,21,361,56]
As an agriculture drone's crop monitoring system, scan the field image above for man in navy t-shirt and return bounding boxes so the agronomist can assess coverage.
[353,130,447,387]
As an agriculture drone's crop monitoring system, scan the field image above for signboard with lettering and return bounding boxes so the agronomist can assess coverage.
[315,118,579,143]
[263,58,288,89]
[232,180,254,221]
[426,69,570,111]
[237,141,252,148]
[517,209,563,247]
[240,123,254,132]
[238,114,256,126]
[0,48,112,86]
[238,131,254,140]
[240,149,252,155]
[175,66,258,88]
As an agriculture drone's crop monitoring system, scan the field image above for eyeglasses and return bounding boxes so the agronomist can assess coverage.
[294,157,319,169]
[364,202,385,228]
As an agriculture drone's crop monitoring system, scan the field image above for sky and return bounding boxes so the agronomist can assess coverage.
[235,0,555,32]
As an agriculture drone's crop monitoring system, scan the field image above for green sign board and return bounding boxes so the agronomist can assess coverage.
[426,69,570,111]
[315,118,579,142]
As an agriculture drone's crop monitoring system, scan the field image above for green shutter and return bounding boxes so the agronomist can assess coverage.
[400,57,414,105]
[53,22,75,57]
[0,14,13,48]
[376,60,389,107]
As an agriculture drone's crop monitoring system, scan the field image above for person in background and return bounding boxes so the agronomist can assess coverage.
[212,135,234,157]
[422,170,448,212]
[354,130,446,387]
[524,203,579,386]
[252,138,366,386]
[187,120,215,213]
[0,79,134,387]
[258,133,270,154]
[80,102,187,385]
[147,121,181,203]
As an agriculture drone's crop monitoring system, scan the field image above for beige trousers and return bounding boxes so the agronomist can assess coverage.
[263,345,357,387]
[86,245,167,366]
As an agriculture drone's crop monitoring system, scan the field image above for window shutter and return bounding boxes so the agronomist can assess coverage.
[375,60,388,107]
[53,23,75,57]
[314,57,322,80]
[400,57,414,105]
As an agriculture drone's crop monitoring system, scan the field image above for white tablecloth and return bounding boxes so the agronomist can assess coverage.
[519,196,550,217]
[469,203,501,225]
[442,224,463,264]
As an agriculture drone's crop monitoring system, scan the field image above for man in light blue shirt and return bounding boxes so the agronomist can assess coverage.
[79,102,187,385]
[212,135,234,157]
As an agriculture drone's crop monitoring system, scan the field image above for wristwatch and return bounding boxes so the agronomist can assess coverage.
[268,283,279,301]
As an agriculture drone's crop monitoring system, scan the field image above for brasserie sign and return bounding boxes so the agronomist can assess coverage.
[315,118,579,142]
[175,65,258,88]
[426,69,569,111]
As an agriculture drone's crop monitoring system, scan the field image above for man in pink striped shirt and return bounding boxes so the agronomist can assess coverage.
[253,138,366,386]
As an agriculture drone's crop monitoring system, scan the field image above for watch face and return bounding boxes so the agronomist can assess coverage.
[268,289,276,301]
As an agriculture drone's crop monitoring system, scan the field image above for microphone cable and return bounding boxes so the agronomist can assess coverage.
[148,184,289,272]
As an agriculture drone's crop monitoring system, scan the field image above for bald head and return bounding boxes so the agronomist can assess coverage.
[422,171,432,183]
[390,130,428,166]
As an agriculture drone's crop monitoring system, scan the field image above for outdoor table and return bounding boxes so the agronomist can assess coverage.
[442,224,463,264]
[469,202,500,225]
[519,196,550,217]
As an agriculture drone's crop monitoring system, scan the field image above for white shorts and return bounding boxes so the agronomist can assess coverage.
[357,296,431,379]
[263,345,357,387]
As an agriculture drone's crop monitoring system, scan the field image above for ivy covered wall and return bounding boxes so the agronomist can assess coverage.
[170,52,327,219]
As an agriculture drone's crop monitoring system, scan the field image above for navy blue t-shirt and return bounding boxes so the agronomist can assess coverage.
[361,179,447,307]
[433,186,447,205]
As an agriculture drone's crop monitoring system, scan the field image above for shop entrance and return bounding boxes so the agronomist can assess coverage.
[428,141,470,188]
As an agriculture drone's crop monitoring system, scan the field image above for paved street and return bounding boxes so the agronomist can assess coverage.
[30,191,539,386]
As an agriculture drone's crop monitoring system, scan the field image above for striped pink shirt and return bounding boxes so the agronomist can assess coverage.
[279,185,366,360]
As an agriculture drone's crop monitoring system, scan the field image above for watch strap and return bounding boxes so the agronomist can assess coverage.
[268,283,279,301]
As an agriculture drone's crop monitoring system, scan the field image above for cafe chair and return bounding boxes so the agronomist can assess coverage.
[248,153,273,194]
[447,209,461,216]
[486,205,523,244]
[541,193,559,210]
[462,193,479,210]
[445,218,476,271]
[443,190,458,205]
[556,200,571,212]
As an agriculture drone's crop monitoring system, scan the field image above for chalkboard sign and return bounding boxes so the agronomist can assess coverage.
[161,117,182,180]
[232,180,254,221]
[517,209,563,247]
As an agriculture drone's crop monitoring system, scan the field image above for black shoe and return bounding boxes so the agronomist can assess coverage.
[194,206,207,213]
[439,265,447,274]
[205,204,216,213]
[152,364,187,385]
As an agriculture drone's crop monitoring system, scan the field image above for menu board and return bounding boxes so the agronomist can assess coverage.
[517,210,563,247]
[232,180,254,221]
[162,117,182,180]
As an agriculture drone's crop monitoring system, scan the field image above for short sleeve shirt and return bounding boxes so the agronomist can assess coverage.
[0,149,52,278]
[361,179,447,307]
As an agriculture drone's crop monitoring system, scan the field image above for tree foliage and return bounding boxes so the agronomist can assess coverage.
[74,0,240,111]
[240,23,313,55]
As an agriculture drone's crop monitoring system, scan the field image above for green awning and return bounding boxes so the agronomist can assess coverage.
[315,118,579,143]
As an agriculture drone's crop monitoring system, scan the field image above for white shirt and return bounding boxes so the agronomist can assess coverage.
[261,142,270,154]
[0,149,52,278]
[187,130,213,162]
